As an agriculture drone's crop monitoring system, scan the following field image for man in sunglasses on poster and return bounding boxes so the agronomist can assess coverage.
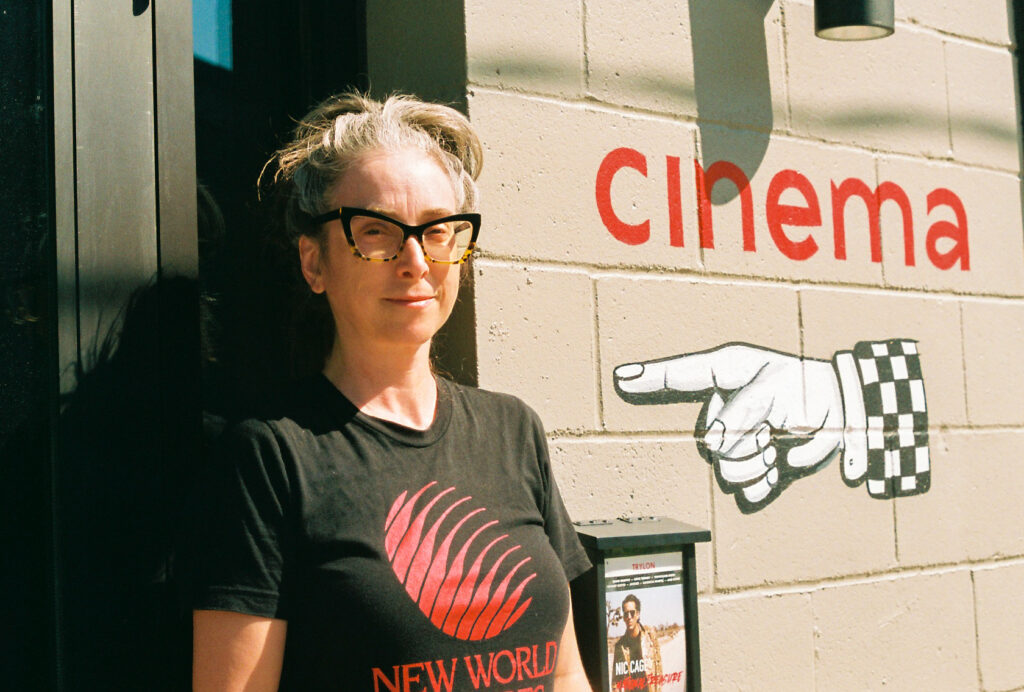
[612,594,663,692]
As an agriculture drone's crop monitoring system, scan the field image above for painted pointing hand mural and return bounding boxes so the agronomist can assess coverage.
[614,340,929,513]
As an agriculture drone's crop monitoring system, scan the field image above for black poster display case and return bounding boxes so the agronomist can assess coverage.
[572,517,711,692]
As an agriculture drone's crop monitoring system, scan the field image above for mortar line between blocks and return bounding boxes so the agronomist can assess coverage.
[580,0,590,94]
[592,276,605,431]
[958,301,972,425]
[873,157,889,287]
[892,494,901,565]
[474,255,1024,303]
[708,452,719,596]
[970,569,984,691]
[778,0,794,132]
[698,554,1024,602]
[807,583,820,692]
[546,425,1024,441]
[942,40,955,157]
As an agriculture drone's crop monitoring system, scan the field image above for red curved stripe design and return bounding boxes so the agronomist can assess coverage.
[383,482,537,641]
[392,486,455,583]
[384,490,407,532]
[485,573,536,638]
[442,533,506,636]
[455,545,518,640]
[417,507,485,616]
[471,556,531,641]
[430,520,497,629]
[405,495,471,602]
[384,481,436,560]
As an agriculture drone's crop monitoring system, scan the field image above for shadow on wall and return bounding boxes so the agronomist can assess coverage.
[51,275,200,691]
[689,0,776,203]
[0,183,307,689]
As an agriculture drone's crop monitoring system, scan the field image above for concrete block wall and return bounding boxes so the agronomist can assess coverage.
[371,1,1024,689]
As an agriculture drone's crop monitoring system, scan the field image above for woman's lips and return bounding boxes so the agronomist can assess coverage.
[386,295,435,306]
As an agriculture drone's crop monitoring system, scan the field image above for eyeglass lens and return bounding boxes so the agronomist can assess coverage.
[349,215,474,261]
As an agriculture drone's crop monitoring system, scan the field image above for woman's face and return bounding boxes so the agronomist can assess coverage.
[299,147,463,353]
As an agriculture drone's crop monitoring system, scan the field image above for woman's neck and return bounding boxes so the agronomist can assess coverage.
[321,339,438,430]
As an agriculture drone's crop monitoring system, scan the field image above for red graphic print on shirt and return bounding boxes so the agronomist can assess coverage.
[384,481,537,641]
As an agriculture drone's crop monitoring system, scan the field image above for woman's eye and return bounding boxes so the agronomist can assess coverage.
[358,224,386,237]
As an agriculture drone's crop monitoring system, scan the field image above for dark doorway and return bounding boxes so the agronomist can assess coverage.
[194,0,368,419]
[0,1,58,689]
[3,3,370,689]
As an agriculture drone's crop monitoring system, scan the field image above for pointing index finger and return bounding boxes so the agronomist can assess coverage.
[614,344,774,404]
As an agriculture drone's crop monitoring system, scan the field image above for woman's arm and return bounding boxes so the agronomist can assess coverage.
[555,593,594,692]
[193,610,288,692]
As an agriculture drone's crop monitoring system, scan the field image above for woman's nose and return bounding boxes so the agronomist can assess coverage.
[396,234,430,274]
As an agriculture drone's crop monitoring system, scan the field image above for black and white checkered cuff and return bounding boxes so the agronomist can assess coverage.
[832,340,929,499]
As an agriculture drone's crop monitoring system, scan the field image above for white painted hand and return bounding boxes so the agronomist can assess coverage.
[614,344,844,509]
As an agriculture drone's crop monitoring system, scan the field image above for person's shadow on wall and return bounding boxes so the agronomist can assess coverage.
[52,274,201,691]
[1,184,311,689]
[689,0,775,203]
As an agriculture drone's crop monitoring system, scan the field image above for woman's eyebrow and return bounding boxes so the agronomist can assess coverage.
[366,207,456,220]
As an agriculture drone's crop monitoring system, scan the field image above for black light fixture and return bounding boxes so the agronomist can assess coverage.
[815,0,894,40]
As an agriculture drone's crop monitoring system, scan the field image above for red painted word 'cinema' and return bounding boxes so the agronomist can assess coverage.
[595,147,970,270]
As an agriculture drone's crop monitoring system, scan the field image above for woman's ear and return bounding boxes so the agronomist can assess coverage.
[298,235,326,294]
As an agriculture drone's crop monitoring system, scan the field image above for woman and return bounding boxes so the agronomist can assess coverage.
[189,93,593,691]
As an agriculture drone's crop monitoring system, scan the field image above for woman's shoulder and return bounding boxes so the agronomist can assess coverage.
[441,378,545,428]
[219,375,355,436]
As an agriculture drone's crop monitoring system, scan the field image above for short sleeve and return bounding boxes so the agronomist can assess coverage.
[529,412,592,582]
[183,420,295,619]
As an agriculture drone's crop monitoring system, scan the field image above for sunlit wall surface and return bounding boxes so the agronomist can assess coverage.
[367,2,1024,690]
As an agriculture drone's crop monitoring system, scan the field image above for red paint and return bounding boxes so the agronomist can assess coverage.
[832,179,915,265]
[926,188,970,270]
[695,159,755,251]
[595,149,971,271]
[385,483,536,641]
[765,169,820,261]
[595,147,650,245]
[666,155,684,247]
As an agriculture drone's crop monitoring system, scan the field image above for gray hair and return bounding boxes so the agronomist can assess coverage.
[268,92,483,244]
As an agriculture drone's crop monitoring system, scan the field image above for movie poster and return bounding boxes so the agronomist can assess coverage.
[605,552,686,692]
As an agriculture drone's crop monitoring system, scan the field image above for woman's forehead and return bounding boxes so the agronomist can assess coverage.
[328,147,458,213]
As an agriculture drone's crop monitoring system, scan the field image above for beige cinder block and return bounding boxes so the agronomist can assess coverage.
[585,0,787,131]
[466,0,583,97]
[945,42,1020,172]
[813,571,978,691]
[877,158,1024,297]
[800,288,966,426]
[468,90,701,270]
[713,452,896,588]
[474,262,598,432]
[898,0,1012,46]
[785,2,949,158]
[896,430,1024,567]
[962,300,1024,426]
[974,563,1024,692]
[697,132,885,286]
[597,277,800,433]
[548,438,713,592]
[700,593,814,691]
[585,0,697,116]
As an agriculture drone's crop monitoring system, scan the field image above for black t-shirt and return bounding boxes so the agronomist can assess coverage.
[187,376,591,691]
[614,631,648,690]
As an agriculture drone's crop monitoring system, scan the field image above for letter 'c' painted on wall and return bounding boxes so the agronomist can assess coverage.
[595,147,650,245]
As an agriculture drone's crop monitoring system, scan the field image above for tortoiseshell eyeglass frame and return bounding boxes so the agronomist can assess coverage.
[311,207,481,264]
